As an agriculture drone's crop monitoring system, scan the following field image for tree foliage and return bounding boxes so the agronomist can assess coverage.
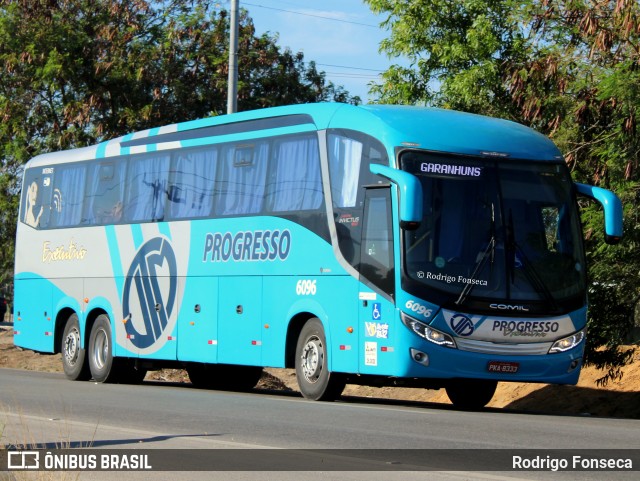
[0,0,358,287]
[367,0,639,381]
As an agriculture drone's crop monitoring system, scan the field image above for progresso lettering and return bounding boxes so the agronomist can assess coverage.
[492,320,560,338]
[202,229,291,262]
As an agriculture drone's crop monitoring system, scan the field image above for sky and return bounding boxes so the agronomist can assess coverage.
[237,0,403,103]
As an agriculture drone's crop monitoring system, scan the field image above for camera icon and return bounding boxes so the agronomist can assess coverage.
[7,451,40,470]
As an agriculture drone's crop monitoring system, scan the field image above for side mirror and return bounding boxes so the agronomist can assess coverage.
[575,183,623,244]
[370,164,423,230]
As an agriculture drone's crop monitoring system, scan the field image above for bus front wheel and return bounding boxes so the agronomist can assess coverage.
[61,313,91,381]
[88,314,117,383]
[295,318,345,401]
[445,379,498,410]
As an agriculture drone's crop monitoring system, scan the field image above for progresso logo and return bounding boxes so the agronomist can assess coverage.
[122,237,177,349]
[202,229,291,263]
[449,314,475,337]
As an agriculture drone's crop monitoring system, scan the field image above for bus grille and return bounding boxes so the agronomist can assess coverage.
[455,338,553,355]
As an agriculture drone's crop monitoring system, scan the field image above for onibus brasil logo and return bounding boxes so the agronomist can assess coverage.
[122,237,177,350]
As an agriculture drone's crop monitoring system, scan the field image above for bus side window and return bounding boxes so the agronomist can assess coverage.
[327,130,388,210]
[266,134,322,212]
[215,141,269,216]
[22,170,52,229]
[327,130,389,270]
[49,164,87,228]
[124,154,170,222]
[360,187,394,298]
[83,161,126,225]
[328,135,363,208]
[168,148,218,219]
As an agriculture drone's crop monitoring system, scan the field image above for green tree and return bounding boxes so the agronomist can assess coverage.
[0,0,358,287]
[367,0,639,381]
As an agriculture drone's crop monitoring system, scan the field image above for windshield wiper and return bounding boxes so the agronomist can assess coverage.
[455,203,496,306]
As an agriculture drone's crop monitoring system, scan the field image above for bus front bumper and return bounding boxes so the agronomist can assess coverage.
[401,339,584,385]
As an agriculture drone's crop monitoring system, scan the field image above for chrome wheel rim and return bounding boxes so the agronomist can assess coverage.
[92,328,108,370]
[63,327,80,366]
[300,335,323,384]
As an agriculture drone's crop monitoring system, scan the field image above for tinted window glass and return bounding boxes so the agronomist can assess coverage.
[266,134,322,212]
[168,148,218,219]
[83,161,127,225]
[21,168,53,229]
[124,154,170,222]
[215,141,269,215]
[49,164,87,228]
[328,135,362,208]
[327,130,388,269]
[360,188,394,297]
[401,152,586,310]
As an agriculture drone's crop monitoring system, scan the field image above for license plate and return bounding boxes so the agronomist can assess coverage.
[487,361,519,373]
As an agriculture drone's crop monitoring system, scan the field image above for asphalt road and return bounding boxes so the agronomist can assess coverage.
[0,368,638,480]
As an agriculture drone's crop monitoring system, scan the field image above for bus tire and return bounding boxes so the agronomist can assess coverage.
[88,314,117,383]
[295,318,345,401]
[61,314,91,381]
[445,379,498,410]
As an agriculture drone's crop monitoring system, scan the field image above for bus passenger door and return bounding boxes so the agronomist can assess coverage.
[178,277,219,363]
[358,187,396,374]
[217,276,262,366]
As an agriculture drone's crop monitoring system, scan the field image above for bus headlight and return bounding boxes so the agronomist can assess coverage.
[549,330,585,353]
[400,312,456,349]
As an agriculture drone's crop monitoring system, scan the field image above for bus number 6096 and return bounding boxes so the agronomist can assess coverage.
[296,279,317,296]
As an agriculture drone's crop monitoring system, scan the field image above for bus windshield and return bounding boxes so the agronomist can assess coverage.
[401,151,586,313]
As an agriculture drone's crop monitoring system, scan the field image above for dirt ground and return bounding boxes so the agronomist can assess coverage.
[2,319,639,418]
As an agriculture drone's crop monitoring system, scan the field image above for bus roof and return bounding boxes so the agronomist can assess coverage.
[356,105,563,161]
[25,103,563,168]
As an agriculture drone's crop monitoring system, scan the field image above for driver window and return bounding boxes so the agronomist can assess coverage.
[360,187,394,298]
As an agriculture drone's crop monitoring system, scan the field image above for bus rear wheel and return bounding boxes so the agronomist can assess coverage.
[88,314,118,383]
[295,318,345,401]
[445,379,498,410]
[61,313,90,381]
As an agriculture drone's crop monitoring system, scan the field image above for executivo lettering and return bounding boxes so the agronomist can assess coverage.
[42,240,87,263]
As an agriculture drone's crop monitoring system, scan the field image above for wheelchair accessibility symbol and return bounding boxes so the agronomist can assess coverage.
[372,303,382,321]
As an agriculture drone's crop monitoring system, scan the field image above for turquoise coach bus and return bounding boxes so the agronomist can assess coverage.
[13,103,623,408]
